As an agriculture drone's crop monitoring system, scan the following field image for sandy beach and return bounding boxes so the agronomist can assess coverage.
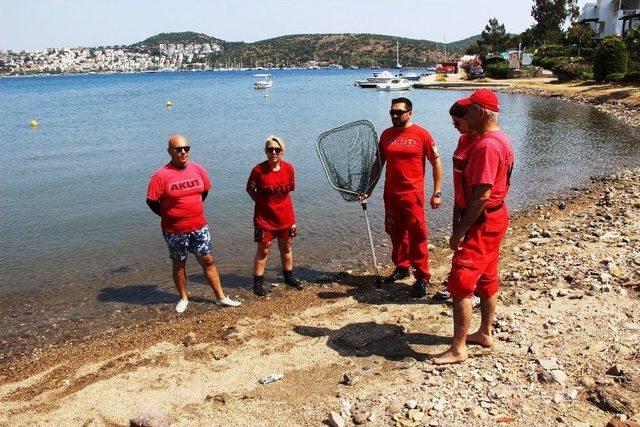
[1,79,639,426]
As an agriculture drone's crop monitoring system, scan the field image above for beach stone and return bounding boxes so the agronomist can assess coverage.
[129,409,171,427]
[342,371,361,386]
[328,411,345,427]
[528,341,541,356]
[537,358,558,370]
[488,386,512,400]
[553,393,564,403]
[538,370,555,384]
[607,418,640,427]
[551,370,568,384]
[566,388,579,400]
[408,408,424,422]
[581,376,597,388]
[352,412,368,425]
[590,388,632,414]
[607,365,626,377]
[405,399,418,409]
[472,406,485,418]
[388,400,403,414]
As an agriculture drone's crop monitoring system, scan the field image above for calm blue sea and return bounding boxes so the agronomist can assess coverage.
[0,69,638,357]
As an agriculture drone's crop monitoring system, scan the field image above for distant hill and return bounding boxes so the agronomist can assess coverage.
[130,32,482,67]
[446,35,483,53]
[133,32,224,47]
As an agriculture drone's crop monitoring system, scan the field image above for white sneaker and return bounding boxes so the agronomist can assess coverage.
[216,297,241,307]
[175,299,189,313]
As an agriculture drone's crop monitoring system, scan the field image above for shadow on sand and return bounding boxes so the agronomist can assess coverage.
[315,271,447,308]
[97,284,215,305]
[294,321,449,361]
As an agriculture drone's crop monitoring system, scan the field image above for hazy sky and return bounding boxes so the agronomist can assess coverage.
[0,0,591,50]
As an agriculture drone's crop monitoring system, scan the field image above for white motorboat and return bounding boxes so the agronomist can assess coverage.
[396,72,420,81]
[366,70,396,83]
[376,78,412,91]
[355,70,396,88]
[253,74,273,89]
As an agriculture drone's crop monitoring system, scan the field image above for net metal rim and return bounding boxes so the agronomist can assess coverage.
[315,119,382,200]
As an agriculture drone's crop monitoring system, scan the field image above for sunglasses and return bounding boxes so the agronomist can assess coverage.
[389,109,410,116]
[452,120,463,128]
[265,146,282,154]
[171,146,191,153]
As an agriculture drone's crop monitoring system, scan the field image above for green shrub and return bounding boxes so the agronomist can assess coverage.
[593,36,629,82]
[485,62,509,79]
[604,72,626,83]
[556,62,592,81]
[537,45,571,57]
[624,71,640,83]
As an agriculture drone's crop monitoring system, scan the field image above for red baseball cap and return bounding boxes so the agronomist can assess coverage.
[457,89,500,112]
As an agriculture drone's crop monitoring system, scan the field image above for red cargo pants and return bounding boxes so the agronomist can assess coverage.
[384,192,430,281]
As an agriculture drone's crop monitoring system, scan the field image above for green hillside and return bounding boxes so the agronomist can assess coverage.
[133,32,224,47]
[131,32,482,67]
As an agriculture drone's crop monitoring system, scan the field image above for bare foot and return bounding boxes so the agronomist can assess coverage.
[431,347,468,365]
[466,331,493,348]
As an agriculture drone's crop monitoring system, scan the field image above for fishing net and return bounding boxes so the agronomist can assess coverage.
[315,119,383,287]
[316,120,383,202]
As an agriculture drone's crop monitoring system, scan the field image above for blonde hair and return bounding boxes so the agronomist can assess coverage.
[265,135,285,152]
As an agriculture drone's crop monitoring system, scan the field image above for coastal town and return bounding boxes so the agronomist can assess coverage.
[0,42,224,75]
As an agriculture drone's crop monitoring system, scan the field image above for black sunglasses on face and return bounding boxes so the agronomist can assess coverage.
[389,109,410,116]
[171,146,191,153]
[452,120,462,128]
[265,147,282,154]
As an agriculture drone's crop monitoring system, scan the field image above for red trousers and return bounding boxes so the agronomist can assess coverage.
[447,205,509,299]
[384,192,430,281]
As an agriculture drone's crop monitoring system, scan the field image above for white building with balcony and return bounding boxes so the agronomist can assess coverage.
[579,0,640,38]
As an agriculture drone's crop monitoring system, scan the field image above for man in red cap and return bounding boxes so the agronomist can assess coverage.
[375,97,444,298]
[432,90,514,365]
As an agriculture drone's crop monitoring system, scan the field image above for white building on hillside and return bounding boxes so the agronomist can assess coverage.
[578,0,640,38]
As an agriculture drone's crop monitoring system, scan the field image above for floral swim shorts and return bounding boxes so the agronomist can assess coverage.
[162,225,212,260]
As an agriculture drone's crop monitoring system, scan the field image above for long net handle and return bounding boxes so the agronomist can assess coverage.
[360,201,381,288]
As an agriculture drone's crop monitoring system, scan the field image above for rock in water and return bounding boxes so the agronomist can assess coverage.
[129,409,170,427]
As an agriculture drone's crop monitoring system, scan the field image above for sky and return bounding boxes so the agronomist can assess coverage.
[0,0,592,51]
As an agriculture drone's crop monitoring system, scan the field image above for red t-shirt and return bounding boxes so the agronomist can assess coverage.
[147,162,212,233]
[247,160,296,231]
[379,124,439,195]
[452,133,480,209]
[456,130,514,210]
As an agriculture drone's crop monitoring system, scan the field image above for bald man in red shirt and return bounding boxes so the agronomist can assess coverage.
[377,97,444,298]
[432,90,514,365]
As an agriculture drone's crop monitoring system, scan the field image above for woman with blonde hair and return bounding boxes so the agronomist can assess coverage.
[246,135,301,296]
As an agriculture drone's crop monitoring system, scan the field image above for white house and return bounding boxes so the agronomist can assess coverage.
[578,0,640,38]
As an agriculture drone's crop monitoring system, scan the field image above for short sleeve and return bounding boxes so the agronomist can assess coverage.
[247,167,259,192]
[147,173,164,201]
[467,140,501,187]
[289,163,296,191]
[423,130,439,161]
[378,130,388,160]
[196,164,212,191]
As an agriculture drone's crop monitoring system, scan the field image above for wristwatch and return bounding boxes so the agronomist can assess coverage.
[433,192,442,198]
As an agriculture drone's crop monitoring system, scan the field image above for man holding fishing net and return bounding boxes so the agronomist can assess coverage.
[373,97,444,298]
